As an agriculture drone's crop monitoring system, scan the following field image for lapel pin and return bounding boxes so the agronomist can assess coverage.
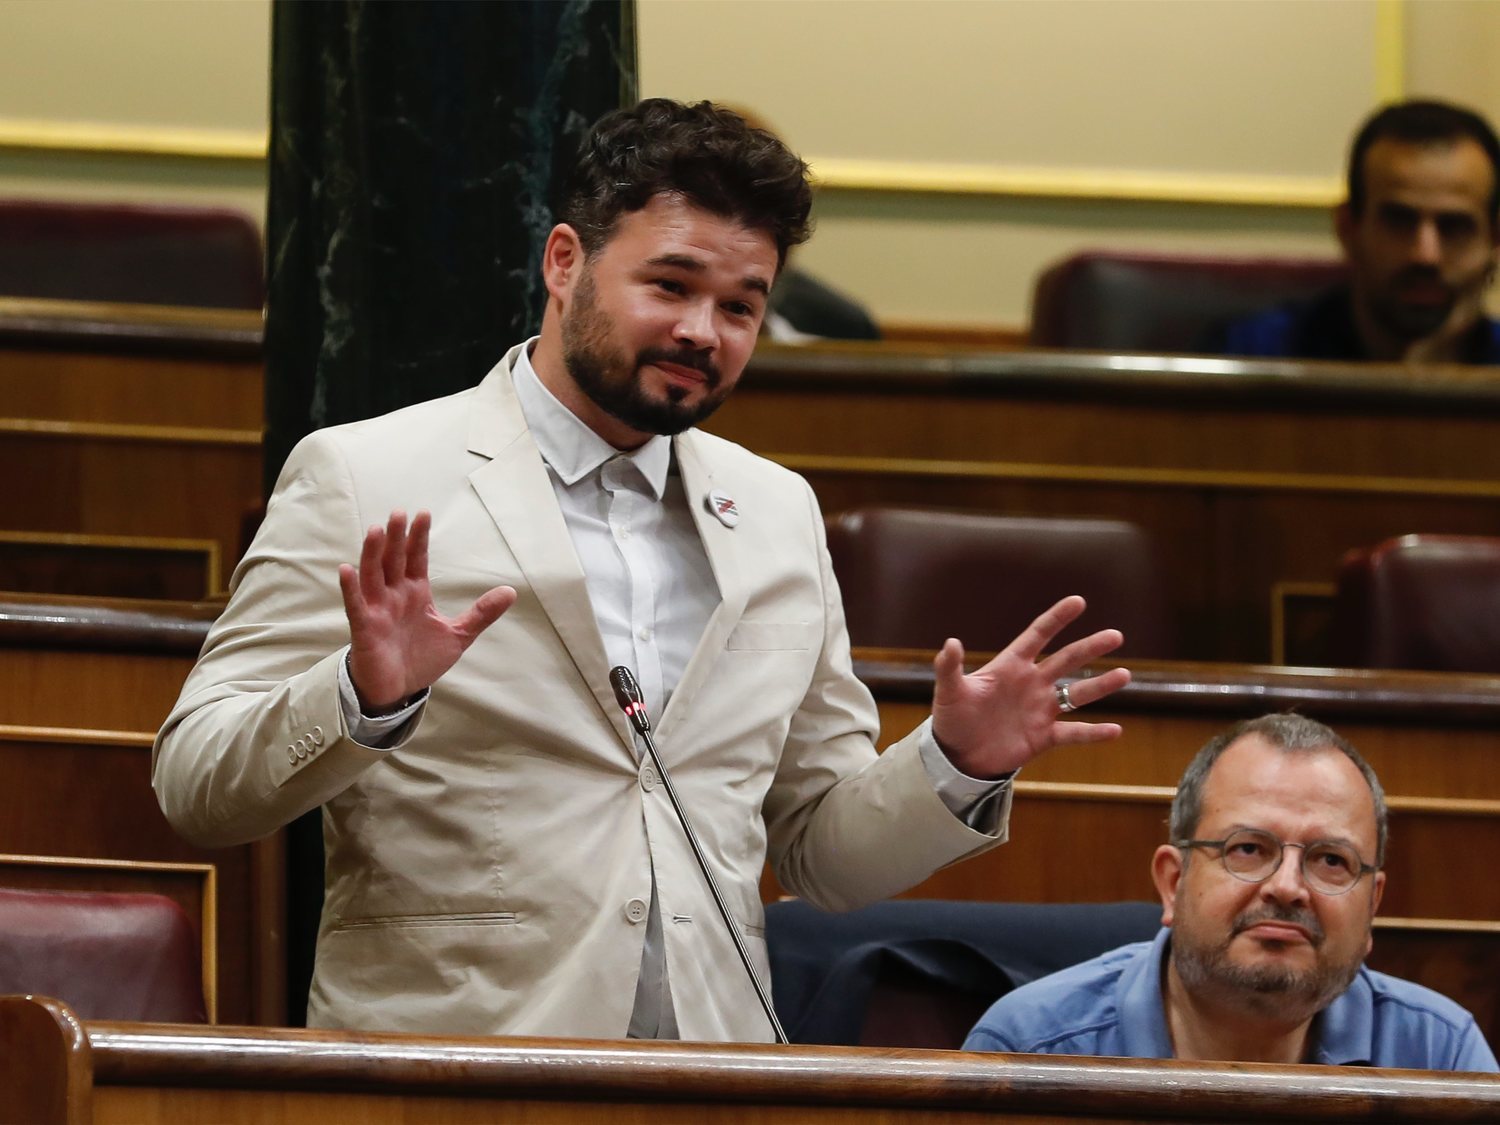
[706,488,740,528]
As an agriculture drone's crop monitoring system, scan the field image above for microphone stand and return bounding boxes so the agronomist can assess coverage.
[610,666,788,1044]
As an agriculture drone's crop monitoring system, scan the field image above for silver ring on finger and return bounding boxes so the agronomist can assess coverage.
[1055,682,1077,714]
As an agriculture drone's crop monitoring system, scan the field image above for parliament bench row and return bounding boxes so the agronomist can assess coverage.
[5,594,1500,1036]
[9,297,1500,662]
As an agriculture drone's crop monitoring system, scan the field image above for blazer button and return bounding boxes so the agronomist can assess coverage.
[311,725,325,746]
[640,765,659,792]
[624,898,648,924]
[286,746,297,765]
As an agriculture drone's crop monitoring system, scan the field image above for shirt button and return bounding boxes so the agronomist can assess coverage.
[641,765,658,792]
[624,898,648,924]
[637,627,652,642]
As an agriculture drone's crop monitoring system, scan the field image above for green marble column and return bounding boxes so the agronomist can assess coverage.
[263,0,636,1025]
[265,0,638,491]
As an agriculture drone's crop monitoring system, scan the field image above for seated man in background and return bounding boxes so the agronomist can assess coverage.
[1219,100,1500,363]
[964,714,1497,1070]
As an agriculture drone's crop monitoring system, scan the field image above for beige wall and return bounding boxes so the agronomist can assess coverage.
[1,0,1497,329]
[0,0,268,216]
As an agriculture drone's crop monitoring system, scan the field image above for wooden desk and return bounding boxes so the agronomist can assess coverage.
[0,594,278,1025]
[711,345,1500,664]
[0,592,213,730]
[8,306,1500,643]
[4,996,1498,1124]
[6,596,1498,1030]
[0,298,262,596]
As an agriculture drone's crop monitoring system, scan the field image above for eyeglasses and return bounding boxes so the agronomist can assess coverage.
[1175,827,1378,896]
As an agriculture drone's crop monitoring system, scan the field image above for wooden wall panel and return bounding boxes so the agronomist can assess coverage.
[0,532,216,600]
[0,300,263,598]
[0,344,262,429]
[0,728,270,1024]
[708,348,1500,664]
[0,430,260,594]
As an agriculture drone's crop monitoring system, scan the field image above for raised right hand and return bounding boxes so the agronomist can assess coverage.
[337,509,516,712]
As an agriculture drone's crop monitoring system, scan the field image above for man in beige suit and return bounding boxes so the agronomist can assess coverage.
[153,99,1130,1041]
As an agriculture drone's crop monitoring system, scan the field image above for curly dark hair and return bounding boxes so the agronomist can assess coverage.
[556,98,813,270]
[1348,99,1500,224]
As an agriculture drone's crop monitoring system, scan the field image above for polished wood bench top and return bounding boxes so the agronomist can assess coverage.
[5,995,1497,1124]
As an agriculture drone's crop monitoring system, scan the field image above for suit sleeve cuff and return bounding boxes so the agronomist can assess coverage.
[916,717,1016,832]
[337,646,429,749]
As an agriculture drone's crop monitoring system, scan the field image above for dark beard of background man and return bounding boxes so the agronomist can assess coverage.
[1370,264,1461,339]
[560,267,730,438]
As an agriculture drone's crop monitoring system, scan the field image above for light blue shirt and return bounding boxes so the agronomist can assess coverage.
[964,927,1498,1072]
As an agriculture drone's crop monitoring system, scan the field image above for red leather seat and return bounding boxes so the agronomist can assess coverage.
[0,887,208,1022]
[1332,534,1500,673]
[1029,250,1346,352]
[0,198,264,309]
[826,507,1176,658]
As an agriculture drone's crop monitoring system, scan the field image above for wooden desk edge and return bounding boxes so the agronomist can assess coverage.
[0,1003,1470,1120]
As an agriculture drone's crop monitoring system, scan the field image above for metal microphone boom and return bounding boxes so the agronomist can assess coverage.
[608,665,788,1044]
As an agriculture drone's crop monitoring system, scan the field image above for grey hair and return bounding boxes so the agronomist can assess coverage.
[1168,713,1387,866]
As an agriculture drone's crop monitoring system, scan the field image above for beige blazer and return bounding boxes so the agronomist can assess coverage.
[152,345,1006,1041]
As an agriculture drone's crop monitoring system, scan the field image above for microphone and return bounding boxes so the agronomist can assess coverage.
[609,666,788,1045]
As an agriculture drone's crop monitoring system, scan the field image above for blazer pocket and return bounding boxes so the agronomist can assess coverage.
[725,620,818,651]
[333,910,520,932]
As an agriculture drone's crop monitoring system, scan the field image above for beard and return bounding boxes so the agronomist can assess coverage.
[560,270,729,438]
[1367,265,1460,340]
[1171,903,1363,1021]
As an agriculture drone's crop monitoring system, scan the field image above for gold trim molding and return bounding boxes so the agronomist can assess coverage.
[0,417,262,447]
[0,119,266,162]
[0,723,156,747]
[0,118,1342,210]
[1375,0,1406,104]
[773,451,1500,502]
[810,158,1341,209]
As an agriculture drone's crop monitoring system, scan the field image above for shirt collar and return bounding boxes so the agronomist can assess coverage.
[511,339,672,499]
[1117,928,1179,1059]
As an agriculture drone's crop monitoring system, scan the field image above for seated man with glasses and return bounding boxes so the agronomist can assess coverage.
[963,713,1497,1069]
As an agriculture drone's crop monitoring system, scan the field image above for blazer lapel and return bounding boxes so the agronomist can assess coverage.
[464,349,634,752]
[657,431,749,744]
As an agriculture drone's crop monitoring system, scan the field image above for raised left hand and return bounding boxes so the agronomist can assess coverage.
[930,595,1131,779]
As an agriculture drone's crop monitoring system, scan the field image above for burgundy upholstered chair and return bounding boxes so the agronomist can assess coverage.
[0,198,264,309]
[0,887,208,1022]
[825,507,1176,658]
[1332,534,1500,673]
[1029,250,1346,352]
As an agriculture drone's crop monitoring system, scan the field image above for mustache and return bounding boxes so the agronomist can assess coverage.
[1392,264,1450,292]
[638,346,721,388]
[1232,904,1324,947]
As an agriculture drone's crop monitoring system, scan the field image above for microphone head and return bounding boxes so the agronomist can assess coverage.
[609,666,640,707]
[609,666,651,733]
